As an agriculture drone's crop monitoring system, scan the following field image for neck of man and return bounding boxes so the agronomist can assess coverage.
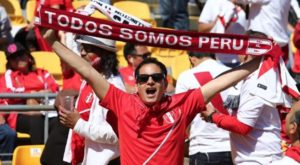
[193,57,211,67]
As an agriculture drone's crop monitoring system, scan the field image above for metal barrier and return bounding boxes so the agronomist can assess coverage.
[0,93,57,143]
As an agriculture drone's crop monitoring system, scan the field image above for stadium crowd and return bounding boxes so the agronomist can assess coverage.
[0,0,300,165]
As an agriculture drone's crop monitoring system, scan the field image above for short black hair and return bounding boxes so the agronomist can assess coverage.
[91,46,119,78]
[123,42,137,61]
[134,57,167,79]
[188,51,211,58]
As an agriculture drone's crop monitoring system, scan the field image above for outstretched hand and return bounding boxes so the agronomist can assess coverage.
[58,105,80,129]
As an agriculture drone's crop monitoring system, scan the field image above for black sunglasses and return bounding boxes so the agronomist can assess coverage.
[133,52,151,59]
[136,73,165,84]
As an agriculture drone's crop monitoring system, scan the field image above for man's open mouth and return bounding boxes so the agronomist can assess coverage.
[146,88,156,95]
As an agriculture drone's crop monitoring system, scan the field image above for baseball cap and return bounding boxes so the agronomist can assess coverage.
[75,35,117,52]
[4,42,27,58]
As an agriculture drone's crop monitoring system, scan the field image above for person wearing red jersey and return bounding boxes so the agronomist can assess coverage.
[0,42,59,147]
[50,37,261,164]
[119,43,151,93]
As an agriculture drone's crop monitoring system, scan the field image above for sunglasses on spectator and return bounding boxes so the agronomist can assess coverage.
[81,44,106,54]
[136,73,165,84]
[132,52,151,59]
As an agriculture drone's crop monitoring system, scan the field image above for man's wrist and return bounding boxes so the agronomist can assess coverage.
[207,111,217,123]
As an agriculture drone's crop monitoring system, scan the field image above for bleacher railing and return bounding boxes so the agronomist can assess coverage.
[0,93,58,143]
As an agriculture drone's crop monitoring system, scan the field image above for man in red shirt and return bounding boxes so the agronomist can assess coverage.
[52,40,261,164]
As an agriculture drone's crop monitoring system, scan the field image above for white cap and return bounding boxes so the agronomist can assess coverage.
[75,35,117,52]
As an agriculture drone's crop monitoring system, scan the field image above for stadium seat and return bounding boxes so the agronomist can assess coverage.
[31,51,63,86]
[0,51,7,76]
[12,145,44,165]
[72,0,89,9]
[25,0,37,22]
[113,1,157,27]
[171,54,191,80]
[1,0,26,25]
[151,48,190,80]
[17,132,31,139]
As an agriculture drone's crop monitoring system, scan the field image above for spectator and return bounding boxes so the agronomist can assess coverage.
[159,0,190,30]
[0,102,16,160]
[119,43,151,93]
[201,52,295,164]
[175,51,233,165]
[269,101,300,165]
[40,60,82,165]
[40,91,78,165]
[198,0,247,67]
[0,42,59,145]
[233,0,291,61]
[52,38,261,164]
[0,5,13,50]
[59,35,124,165]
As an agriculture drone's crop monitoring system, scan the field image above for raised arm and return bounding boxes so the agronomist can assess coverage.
[52,41,110,100]
[201,56,261,104]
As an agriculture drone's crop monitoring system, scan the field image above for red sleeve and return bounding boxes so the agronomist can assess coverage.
[0,76,7,92]
[293,22,300,49]
[100,84,129,117]
[212,113,253,135]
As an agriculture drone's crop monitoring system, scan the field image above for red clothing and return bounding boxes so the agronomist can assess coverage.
[71,82,92,165]
[292,50,300,74]
[35,0,73,12]
[100,85,205,165]
[285,146,300,163]
[0,68,59,129]
[293,22,300,50]
[34,0,73,51]
[42,0,73,10]
[119,66,136,87]
[293,22,300,73]
[62,72,81,91]
[212,113,253,135]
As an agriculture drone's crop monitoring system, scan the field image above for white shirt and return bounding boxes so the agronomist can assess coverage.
[239,0,290,46]
[63,75,125,165]
[230,70,282,165]
[268,156,299,165]
[176,59,232,154]
[199,0,247,64]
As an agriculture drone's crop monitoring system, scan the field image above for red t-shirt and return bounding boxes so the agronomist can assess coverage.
[62,72,81,91]
[119,66,136,87]
[100,85,205,165]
